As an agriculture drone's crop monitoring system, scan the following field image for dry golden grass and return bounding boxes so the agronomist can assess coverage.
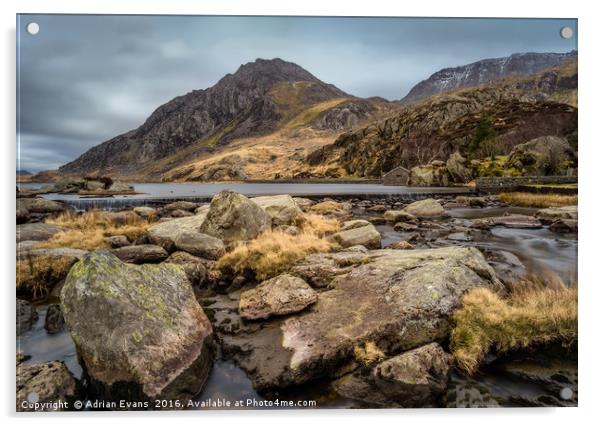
[309,201,350,215]
[499,192,577,208]
[353,341,385,366]
[216,213,340,280]
[16,255,74,300]
[451,283,577,374]
[38,210,152,250]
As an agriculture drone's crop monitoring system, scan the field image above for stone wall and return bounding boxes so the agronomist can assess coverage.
[476,176,578,193]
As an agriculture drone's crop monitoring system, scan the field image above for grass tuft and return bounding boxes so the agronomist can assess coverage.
[16,255,75,300]
[499,192,577,208]
[451,282,577,374]
[216,213,339,280]
[38,210,153,250]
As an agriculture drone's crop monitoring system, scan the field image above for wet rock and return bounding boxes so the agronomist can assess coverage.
[148,209,209,251]
[334,343,452,407]
[446,377,501,408]
[17,198,66,214]
[44,304,65,334]
[550,219,578,233]
[536,205,578,223]
[446,151,472,183]
[472,214,542,229]
[111,244,168,264]
[17,299,38,335]
[383,210,417,223]
[61,251,214,402]
[403,198,447,218]
[164,251,208,286]
[482,249,528,286]
[174,232,225,260]
[16,361,78,411]
[223,247,502,389]
[387,240,414,250]
[252,194,302,226]
[393,222,418,232]
[133,206,157,219]
[447,232,472,242]
[200,190,270,244]
[164,201,198,212]
[366,204,387,213]
[332,222,381,249]
[17,223,63,243]
[170,209,194,218]
[239,274,318,320]
[104,235,130,248]
[292,197,314,211]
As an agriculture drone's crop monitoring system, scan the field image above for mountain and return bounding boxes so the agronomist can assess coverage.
[16,170,32,175]
[59,58,396,180]
[307,60,578,178]
[400,50,577,105]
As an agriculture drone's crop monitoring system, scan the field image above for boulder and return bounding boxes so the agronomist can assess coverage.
[292,197,314,211]
[403,198,447,218]
[472,214,542,229]
[170,209,194,218]
[44,304,65,334]
[164,201,198,212]
[17,223,63,243]
[174,232,225,260]
[61,251,213,402]
[383,210,417,223]
[200,190,270,243]
[251,194,302,226]
[16,361,78,411]
[17,299,38,335]
[104,235,130,248]
[107,181,134,192]
[333,343,453,407]
[340,219,372,231]
[507,136,575,175]
[133,206,157,219]
[239,274,318,320]
[222,247,502,389]
[332,223,382,249]
[446,152,472,183]
[536,205,578,223]
[147,209,209,251]
[16,198,66,214]
[17,247,88,261]
[550,219,578,233]
[482,249,527,286]
[393,222,418,232]
[164,251,209,286]
[111,244,168,264]
[387,240,414,250]
[105,211,139,225]
[409,165,449,187]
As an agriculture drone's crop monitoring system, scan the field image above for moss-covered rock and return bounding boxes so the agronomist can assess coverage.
[61,251,213,403]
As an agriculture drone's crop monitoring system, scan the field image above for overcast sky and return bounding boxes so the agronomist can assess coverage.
[17,15,577,172]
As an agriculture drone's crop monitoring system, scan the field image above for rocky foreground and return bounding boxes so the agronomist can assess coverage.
[16,190,578,410]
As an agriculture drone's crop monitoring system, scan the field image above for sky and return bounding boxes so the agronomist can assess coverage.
[16,15,577,172]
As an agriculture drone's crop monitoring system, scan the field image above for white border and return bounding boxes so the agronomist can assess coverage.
[2,1,601,425]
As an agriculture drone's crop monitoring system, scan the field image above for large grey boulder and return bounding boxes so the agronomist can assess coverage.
[446,152,472,183]
[333,343,453,407]
[16,198,66,214]
[251,194,303,226]
[403,198,447,218]
[174,232,225,260]
[147,207,209,251]
[507,136,575,175]
[16,361,78,411]
[61,251,213,402]
[133,206,157,219]
[221,247,502,390]
[164,201,198,212]
[200,190,270,243]
[111,244,168,264]
[164,251,209,287]
[239,274,318,320]
[332,222,381,249]
[17,223,63,243]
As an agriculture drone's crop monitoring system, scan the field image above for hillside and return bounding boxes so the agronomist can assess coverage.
[400,50,576,104]
[58,58,398,181]
[307,60,578,178]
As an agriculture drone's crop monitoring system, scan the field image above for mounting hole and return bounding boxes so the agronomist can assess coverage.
[560,26,573,39]
[26,22,40,35]
[560,387,574,400]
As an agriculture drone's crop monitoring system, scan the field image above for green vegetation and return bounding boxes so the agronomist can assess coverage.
[499,192,577,208]
[468,117,496,156]
[451,284,577,374]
